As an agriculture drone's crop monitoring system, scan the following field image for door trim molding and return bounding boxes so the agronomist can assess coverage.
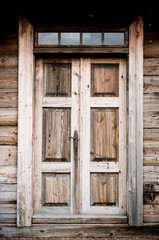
[128,15,143,226]
[17,15,34,227]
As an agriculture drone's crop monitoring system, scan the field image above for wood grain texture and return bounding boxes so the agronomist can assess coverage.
[0,146,17,165]
[90,173,118,206]
[0,126,17,145]
[43,173,70,206]
[90,108,119,162]
[44,63,71,97]
[0,28,18,225]
[17,15,33,227]
[43,108,71,162]
[144,58,159,76]
[144,31,159,57]
[128,15,143,226]
[91,63,119,97]
[0,108,17,126]
[2,224,159,238]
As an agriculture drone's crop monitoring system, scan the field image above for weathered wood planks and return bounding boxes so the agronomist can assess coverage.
[143,23,159,223]
[17,15,33,227]
[144,31,159,57]
[0,25,18,225]
[1,224,159,238]
[128,15,143,226]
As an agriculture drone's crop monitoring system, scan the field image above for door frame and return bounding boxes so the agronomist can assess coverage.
[17,15,143,227]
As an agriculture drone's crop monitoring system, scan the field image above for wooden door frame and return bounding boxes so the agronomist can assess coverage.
[17,15,143,227]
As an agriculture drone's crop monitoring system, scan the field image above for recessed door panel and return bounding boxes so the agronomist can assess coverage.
[91,108,119,162]
[43,108,71,162]
[91,63,119,97]
[43,173,70,206]
[44,63,71,97]
[90,173,119,206]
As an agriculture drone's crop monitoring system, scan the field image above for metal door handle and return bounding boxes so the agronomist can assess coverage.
[69,130,78,159]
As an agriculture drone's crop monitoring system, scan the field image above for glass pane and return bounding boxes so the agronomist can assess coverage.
[61,32,80,45]
[104,32,125,45]
[38,33,58,45]
[83,33,101,45]
[90,108,119,162]
[91,64,119,97]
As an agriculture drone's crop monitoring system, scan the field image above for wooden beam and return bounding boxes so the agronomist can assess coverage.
[34,47,128,54]
[1,224,159,238]
[17,15,33,227]
[128,15,144,226]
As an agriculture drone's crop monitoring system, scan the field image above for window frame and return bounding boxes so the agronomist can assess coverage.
[34,28,128,54]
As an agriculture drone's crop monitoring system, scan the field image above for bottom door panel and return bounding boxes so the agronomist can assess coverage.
[90,173,119,207]
[42,173,70,207]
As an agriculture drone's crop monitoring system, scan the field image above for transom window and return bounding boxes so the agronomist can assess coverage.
[37,31,125,46]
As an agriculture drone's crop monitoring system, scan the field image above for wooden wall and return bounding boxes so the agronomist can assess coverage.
[0,14,159,225]
[0,26,18,223]
[143,18,159,223]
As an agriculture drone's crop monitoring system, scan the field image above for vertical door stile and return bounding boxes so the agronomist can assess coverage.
[80,58,91,213]
[71,59,80,213]
[119,58,127,214]
[33,59,43,214]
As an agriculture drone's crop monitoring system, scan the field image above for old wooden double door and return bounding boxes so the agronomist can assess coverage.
[33,57,127,223]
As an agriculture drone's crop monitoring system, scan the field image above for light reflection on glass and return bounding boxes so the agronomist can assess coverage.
[104,32,125,45]
[61,32,80,45]
[83,33,101,45]
[38,33,58,45]
[37,32,125,46]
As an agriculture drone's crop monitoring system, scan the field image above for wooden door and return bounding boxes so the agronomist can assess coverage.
[80,58,127,216]
[33,58,127,223]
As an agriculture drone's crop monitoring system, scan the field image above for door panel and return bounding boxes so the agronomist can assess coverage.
[44,63,71,97]
[90,108,119,162]
[43,173,70,206]
[90,173,119,206]
[91,63,119,97]
[43,108,71,162]
[33,57,127,221]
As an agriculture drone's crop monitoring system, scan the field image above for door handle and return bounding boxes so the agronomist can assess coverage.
[69,130,78,159]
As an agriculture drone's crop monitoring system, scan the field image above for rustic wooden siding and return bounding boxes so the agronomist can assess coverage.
[143,21,159,223]
[0,29,18,224]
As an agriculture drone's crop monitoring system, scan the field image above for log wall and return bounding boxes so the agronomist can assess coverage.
[143,17,159,223]
[0,27,18,223]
